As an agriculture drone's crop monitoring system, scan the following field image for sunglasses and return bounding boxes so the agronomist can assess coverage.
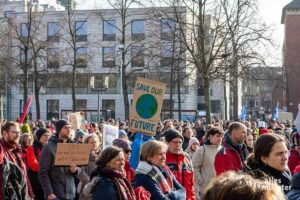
[124,150,132,154]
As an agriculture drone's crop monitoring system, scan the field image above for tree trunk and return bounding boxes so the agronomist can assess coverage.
[72,66,76,112]
[204,76,211,124]
[177,64,181,121]
[223,80,228,121]
[34,59,40,119]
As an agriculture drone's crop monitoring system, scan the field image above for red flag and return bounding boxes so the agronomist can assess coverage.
[19,95,33,124]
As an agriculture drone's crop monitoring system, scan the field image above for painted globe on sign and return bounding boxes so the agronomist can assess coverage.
[136,94,158,119]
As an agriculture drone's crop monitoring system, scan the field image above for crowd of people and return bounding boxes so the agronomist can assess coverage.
[0,116,300,200]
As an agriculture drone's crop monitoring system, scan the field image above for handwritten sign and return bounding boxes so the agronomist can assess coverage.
[54,143,91,166]
[129,78,166,136]
[102,124,119,149]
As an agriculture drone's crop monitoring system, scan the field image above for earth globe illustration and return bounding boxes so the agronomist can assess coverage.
[136,94,158,119]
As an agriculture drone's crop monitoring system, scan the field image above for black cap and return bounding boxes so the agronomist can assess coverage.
[164,129,183,143]
[35,128,50,141]
[55,119,69,135]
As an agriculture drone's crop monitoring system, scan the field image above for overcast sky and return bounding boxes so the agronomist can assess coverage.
[76,0,292,66]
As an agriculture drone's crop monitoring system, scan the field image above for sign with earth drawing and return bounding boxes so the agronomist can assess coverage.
[129,78,166,136]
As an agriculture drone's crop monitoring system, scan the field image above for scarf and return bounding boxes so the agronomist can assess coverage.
[100,168,136,200]
[224,134,248,162]
[135,161,173,193]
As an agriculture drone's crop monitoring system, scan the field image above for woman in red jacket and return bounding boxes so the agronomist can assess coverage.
[27,128,51,200]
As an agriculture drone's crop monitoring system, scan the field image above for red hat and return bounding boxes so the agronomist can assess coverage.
[259,128,269,135]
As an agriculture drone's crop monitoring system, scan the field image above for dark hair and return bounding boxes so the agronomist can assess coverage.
[205,127,224,141]
[228,122,245,135]
[182,127,191,134]
[1,121,19,134]
[247,134,285,169]
[96,146,123,170]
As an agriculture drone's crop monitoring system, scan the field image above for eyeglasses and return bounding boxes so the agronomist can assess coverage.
[8,130,21,135]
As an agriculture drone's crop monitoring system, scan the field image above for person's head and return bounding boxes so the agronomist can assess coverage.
[206,127,224,145]
[165,129,184,154]
[113,138,132,161]
[55,119,72,140]
[96,146,124,171]
[182,127,193,139]
[74,129,86,143]
[228,122,247,145]
[251,122,257,129]
[176,126,183,133]
[84,134,100,151]
[1,121,21,146]
[254,134,288,172]
[188,137,200,151]
[19,133,33,148]
[35,128,51,146]
[245,134,254,148]
[141,140,167,167]
[202,171,285,200]
[244,121,251,129]
[163,119,173,131]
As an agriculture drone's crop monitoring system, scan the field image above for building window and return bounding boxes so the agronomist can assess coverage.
[20,48,33,65]
[75,21,88,42]
[131,46,144,67]
[131,19,145,40]
[47,22,60,42]
[75,74,88,93]
[61,73,72,93]
[90,74,117,93]
[161,18,175,40]
[126,73,146,93]
[46,74,60,94]
[47,48,60,68]
[5,10,14,18]
[103,20,116,41]
[103,47,115,68]
[211,100,221,113]
[102,99,115,119]
[76,47,88,68]
[19,100,32,120]
[47,100,59,120]
[162,99,174,110]
[20,23,29,37]
[161,44,173,67]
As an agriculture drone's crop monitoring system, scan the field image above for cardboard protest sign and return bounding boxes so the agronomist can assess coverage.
[54,143,91,166]
[103,124,119,149]
[129,78,166,136]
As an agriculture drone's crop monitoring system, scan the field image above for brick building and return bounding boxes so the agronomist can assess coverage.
[282,0,300,117]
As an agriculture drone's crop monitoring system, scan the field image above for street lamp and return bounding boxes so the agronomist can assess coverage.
[90,75,109,121]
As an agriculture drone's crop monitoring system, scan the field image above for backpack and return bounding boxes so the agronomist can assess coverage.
[2,157,29,200]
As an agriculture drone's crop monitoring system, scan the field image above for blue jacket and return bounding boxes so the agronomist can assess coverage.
[134,173,186,200]
[92,176,119,200]
[129,133,154,169]
[287,173,300,200]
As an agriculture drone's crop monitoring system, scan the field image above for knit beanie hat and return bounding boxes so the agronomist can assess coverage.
[189,137,200,147]
[259,128,269,135]
[35,128,50,141]
[74,129,87,141]
[55,119,69,135]
[164,129,183,143]
[119,130,127,138]
[21,123,31,134]
[112,138,131,151]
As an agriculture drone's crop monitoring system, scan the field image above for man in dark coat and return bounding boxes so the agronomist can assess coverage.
[39,119,80,200]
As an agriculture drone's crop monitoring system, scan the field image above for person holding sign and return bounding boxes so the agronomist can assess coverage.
[38,119,81,200]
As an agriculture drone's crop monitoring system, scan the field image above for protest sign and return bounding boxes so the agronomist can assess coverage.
[54,143,91,166]
[129,78,166,136]
[103,124,119,149]
[68,112,82,130]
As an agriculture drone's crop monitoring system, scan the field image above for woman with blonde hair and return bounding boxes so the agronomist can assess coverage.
[202,171,285,200]
[134,140,186,200]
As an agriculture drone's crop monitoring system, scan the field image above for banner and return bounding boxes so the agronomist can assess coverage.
[102,124,119,149]
[129,78,166,136]
[54,143,91,166]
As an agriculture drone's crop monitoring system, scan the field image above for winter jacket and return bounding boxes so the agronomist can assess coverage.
[77,150,101,200]
[182,136,190,151]
[27,141,44,199]
[38,136,80,199]
[250,164,292,194]
[166,151,195,200]
[129,133,154,169]
[192,143,221,199]
[0,139,34,198]
[287,172,300,200]
[185,147,195,159]
[289,149,300,176]
[214,135,249,175]
[135,162,186,200]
